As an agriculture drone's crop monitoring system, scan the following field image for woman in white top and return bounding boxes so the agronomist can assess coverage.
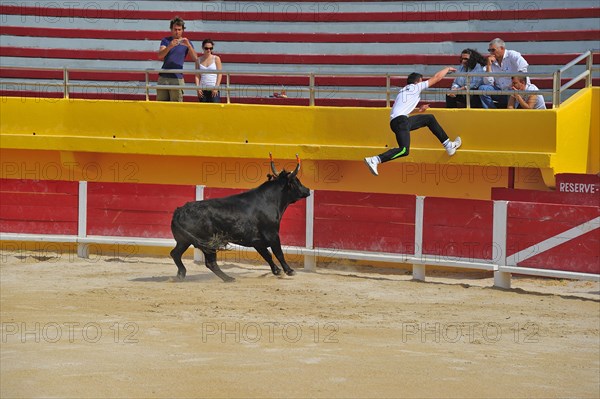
[195,39,222,103]
[508,76,546,109]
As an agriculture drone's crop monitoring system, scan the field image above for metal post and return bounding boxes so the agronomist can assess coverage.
[585,52,593,87]
[493,200,510,289]
[385,74,391,107]
[145,71,150,101]
[63,67,69,99]
[465,75,471,109]
[304,189,316,271]
[226,73,230,104]
[309,73,315,106]
[552,70,561,108]
[77,181,89,258]
[412,196,425,281]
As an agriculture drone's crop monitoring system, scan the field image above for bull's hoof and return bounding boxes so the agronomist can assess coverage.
[222,276,236,283]
[177,271,186,280]
[285,269,296,276]
[271,268,282,276]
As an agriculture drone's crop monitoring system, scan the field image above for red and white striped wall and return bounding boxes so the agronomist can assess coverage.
[1,178,598,288]
[1,1,599,106]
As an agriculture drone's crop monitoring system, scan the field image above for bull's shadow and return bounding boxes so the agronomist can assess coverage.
[130,273,218,283]
[130,262,262,283]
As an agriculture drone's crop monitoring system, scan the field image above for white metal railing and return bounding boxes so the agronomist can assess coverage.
[0,51,596,108]
[1,182,599,289]
[552,51,596,106]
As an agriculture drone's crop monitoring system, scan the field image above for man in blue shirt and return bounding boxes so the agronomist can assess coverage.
[157,17,198,102]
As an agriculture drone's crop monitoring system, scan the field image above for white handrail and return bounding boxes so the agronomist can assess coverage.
[553,50,594,107]
[0,52,596,107]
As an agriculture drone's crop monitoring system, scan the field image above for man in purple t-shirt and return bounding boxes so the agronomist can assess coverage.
[157,16,198,102]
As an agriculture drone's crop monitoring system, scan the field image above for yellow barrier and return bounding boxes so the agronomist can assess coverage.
[585,87,600,175]
[553,87,594,181]
[1,88,598,198]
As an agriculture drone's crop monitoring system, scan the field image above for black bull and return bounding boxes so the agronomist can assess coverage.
[170,155,311,282]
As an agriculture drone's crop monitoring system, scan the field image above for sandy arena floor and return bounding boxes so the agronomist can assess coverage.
[1,249,599,398]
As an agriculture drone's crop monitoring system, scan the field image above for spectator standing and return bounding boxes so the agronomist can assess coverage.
[479,38,529,109]
[507,76,546,109]
[364,66,462,177]
[446,48,486,108]
[195,39,223,103]
[157,16,198,102]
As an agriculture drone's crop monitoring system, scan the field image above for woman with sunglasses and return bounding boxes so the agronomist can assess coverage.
[195,39,222,103]
[446,48,486,108]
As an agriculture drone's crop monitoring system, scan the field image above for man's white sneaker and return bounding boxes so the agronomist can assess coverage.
[445,136,462,156]
[364,156,379,176]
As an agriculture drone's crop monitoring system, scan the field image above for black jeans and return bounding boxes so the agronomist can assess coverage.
[378,114,449,163]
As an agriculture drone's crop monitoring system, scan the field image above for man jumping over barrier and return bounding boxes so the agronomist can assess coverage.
[364,66,462,176]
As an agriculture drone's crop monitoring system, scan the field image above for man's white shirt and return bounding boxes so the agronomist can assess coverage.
[516,83,546,109]
[484,49,529,90]
[390,81,428,119]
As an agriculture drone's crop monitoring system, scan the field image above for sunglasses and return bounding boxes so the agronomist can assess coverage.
[488,48,497,52]
[203,47,213,51]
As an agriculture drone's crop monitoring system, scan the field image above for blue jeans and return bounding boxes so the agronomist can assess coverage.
[479,85,509,109]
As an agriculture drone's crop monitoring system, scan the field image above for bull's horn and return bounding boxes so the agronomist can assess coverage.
[269,152,279,176]
[291,153,301,177]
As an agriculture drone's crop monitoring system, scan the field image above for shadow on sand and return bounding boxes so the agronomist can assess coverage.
[129,263,267,283]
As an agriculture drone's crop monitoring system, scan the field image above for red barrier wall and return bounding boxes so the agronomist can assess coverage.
[2,179,598,278]
[87,182,195,238]
[422,197,494,260]
[0,179,78,235]
[507,202,600,274]
[314,191,416,253]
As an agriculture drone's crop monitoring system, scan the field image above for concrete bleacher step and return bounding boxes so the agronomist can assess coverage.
[0,1,598,105]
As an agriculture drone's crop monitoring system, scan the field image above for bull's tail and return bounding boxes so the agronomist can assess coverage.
[171,210,230,253]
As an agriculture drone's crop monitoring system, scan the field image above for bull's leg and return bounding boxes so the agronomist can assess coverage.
[254,246,282,276]
[270,242,295,276]
[170,241,190,279]
[202,250,235,283]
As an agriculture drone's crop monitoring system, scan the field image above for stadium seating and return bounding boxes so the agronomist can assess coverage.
[1,1,599,106]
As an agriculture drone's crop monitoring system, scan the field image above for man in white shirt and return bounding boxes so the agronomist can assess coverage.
[479,38,529,109]
[364,66,462,176]
[507,76,547,109]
